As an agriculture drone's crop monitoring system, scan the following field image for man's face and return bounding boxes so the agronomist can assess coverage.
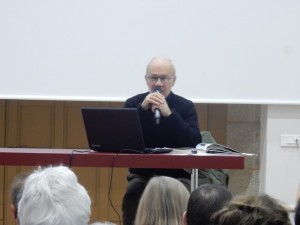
[145,60,176,97]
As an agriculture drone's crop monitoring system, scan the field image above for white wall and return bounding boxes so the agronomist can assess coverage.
[1,0,300,104]
[260,105,300,206]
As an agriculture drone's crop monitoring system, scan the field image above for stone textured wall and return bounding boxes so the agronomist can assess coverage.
[227,104,261,195]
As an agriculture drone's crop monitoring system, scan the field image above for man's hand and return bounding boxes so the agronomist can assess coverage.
[141,92,172,117]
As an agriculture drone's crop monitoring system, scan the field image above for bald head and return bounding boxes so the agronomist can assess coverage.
[146,57,176,77]
[144,56,177,97]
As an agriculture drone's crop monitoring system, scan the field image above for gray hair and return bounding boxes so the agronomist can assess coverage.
[18,165,91,225]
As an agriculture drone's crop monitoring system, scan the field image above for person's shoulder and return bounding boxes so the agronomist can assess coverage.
[126,92,148,101]
[169,92,194,105]
[125,92,148,107]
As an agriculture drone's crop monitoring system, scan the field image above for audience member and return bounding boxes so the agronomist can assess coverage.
[295,198,300,225]
[134,176,190,225]
[183,184,233,225]
[10,170,31,223]
[212,193,292,225]
[90,223,116,225]
[18,165,115,225]
[122,56,202,225]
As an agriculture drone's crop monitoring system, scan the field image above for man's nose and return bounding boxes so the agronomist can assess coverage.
[155,78,163,85]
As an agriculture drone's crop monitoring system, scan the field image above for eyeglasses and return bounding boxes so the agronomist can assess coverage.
[145,75,174,84]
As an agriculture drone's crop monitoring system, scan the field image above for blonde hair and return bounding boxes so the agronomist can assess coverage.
[134,176,190,225]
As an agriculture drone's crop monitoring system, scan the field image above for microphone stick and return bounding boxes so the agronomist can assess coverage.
[153,87,161,125]
[154,108,160,125]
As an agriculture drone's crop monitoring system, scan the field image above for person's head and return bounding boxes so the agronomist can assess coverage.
[18,165,91,225]
[295,198,300,225]
[212,193,292,225]
[134,176,190,225]
[145,56,177,97]
[90,222,116,225]
[10,171,31,223]
[183,184,233,225]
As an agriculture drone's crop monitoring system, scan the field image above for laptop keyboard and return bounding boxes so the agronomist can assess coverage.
[143,148,173,154]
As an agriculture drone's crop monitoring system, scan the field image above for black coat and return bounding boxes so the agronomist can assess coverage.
[124,91,202,178]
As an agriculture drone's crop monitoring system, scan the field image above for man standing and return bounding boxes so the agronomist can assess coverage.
[122,56,202,225]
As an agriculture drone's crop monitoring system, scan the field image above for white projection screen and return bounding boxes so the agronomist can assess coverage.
[1,0,300,104]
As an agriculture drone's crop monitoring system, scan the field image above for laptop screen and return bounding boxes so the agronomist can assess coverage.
[81,107,146,153]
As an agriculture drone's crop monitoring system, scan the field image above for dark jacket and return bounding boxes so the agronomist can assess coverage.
[124,91,202,178]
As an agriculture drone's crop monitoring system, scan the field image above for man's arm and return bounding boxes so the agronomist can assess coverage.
[124,93,202,148]
[161,105,202,147]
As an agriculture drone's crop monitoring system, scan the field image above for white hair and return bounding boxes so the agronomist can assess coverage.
[18,165,91,225]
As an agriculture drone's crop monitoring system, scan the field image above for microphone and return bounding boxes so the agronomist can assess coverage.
[153,87,161,125]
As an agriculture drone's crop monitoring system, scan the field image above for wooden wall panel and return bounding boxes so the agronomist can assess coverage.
[0,109,6,225]
[72,167,101,222]
[107,168,128,224]
[0,100,6,225]
[1,100,228,225]
[0,101,5,225]
[63,102,99,149]
[207,104,228,145]
[4,166,35,225]
[0,166,3,223]
[0,100,5,147]
[95,168,127,225]
[6,101,55,148]
[195,103,208,131]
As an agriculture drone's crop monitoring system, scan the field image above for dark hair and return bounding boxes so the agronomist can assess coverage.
[295,198,300,225]
[10,171,31,218]
[186,184,232,225]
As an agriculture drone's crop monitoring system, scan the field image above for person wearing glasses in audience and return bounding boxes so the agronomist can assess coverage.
[122,56,202,225]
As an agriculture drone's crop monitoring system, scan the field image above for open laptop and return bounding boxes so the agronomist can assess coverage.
[81,107,173,154]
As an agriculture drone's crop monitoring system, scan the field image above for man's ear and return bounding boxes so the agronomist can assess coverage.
[11,204,17,219]
[183,210,188,225]
[172,76,177,87]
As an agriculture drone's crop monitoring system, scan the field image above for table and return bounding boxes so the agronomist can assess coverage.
[0,148,244,191]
